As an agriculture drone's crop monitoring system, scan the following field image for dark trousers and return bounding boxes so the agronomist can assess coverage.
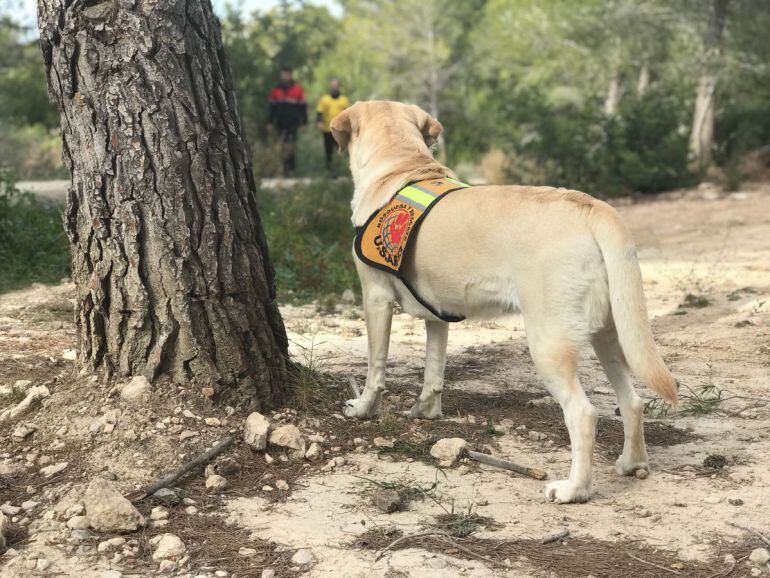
[278,127,298,174]
[323,131,336,170]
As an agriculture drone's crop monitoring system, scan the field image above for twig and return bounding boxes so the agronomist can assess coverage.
[625,551,680,575]
[542,529,570,544]
[727,521,770,548]
[466,449,547,480]
[348,376,361,399]
[129,436,234,501]
[375,531,504,567]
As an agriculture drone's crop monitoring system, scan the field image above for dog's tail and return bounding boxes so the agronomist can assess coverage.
[589,204,678,404]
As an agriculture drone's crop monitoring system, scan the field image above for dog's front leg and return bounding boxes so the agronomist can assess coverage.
[410,320,448,419]
[344,293,393,419]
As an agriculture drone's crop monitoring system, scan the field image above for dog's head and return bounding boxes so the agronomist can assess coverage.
[330,101,442,164]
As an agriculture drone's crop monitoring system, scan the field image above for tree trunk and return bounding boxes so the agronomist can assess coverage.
[37,0,291,407]
[636,64,650,97]
[688,0,729,173]
[603,66,621,116]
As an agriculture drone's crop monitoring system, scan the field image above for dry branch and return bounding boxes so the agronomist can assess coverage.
[467,449,547,480]
[130,436,234,501]
[542,529,570,544]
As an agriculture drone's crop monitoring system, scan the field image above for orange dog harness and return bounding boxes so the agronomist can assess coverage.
[354,176,470,322]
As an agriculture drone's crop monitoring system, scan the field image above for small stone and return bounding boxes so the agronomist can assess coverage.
[179,430,198,441]
[201,387,215,398]
[40,462,68,478]
[333,456,346,467]
[373,489,401,513]
[724,554,736,565]
[205,417,221,427]
[635,468,649,480]
[305,442,322,462]
[67,515,91,530]
[1,505,21,516]
[36,559,51,571]
[243,412,270,450]
[205,475,228,492]
[185,506,198,515]
[238,547,257,557]
[528,431,547,442]
[262,485,273,492]
[749,548,770,566]
[120,376,150,402]
[703,495,721,505]
[150,533,187,560]
[12,423,37,439]
[261,569,276,578]
[727,497,744,506]
[152,488,181,506]
[215,457,241,476]
[20,500,39,511]
[429,438,467,465]
[275,479,289,491]
[291,548,315,568]
[268,424,306,460]
[62,349,77,361]
[158,559,177,573]
[264,454,275,465]
[373,437,393,448]
[150,506,169,520]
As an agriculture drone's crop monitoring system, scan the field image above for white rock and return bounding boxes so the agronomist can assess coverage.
[185,506,198,515]
[243,412,270,450]
[275,479,289,491]
[305,442,322,462]
[206,475,228,492]
[158,559,177,573]
[83,478,145,532]
[528,431,548,441]
[204,417,221,427]
[66,515,91,529]
[261,569,276,578]
[21,500,39,511]
[749,548,770,565]
[151,533,187,560]
[179,430,198,440]
[429,438,467,465]
[0,386,50,424]
[40,462,68,478]
[62,349,77,361]
[373,437,393,448]
[268,425,306,460]
[291,548,315,567]
[150,506,169,521]
[1,504,21,516]
[120,376,150,402]
[36,559,51,571]
[102,571,123,578]
[238,547,257,557]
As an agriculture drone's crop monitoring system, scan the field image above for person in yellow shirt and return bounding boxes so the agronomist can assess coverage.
[316,79,350,174]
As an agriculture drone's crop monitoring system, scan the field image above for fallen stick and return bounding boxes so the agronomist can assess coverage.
[728,522,770,548]
[542,529,570,544]
[625,551,681,575]
[130,436,234,501]
[466,449,547,480]
[375,530,504,567]
[348,376,361,399]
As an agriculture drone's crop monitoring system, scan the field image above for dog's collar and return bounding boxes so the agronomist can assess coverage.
[353,176,470,322]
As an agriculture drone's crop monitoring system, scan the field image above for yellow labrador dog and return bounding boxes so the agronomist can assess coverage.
[331,101,677,503]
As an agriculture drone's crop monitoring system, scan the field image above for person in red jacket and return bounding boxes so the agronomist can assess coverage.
[267,67,308,176]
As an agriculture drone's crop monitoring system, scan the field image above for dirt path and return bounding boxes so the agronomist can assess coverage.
[1,183,769,577]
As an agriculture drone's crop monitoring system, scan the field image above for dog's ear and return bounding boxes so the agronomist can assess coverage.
[330,108,353,152]
[421,115,443,148]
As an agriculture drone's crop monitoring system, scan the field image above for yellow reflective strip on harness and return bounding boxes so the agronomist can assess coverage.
[399,186,437,208]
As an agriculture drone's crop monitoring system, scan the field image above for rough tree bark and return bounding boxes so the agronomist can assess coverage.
[689,0,729,173]
[37,0,291,407]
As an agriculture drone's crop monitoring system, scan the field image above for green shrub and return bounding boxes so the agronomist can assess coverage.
[0,123,67,180]
[258,178,358,301]
[0,172,70,293]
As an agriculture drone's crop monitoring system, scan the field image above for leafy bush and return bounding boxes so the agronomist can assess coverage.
[0,172,70,293]
[258,178,358,301]
[0,123,67,180]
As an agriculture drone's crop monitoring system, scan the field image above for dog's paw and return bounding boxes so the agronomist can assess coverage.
[614,453,650,477]
[343,398,379,420]
[544,480,592,504]
[409,396,443,420]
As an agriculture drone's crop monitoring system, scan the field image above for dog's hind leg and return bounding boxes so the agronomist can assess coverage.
[344,286,393,419]
[592,328,649,476]
[410,320,449,419]
[527,329,597,503]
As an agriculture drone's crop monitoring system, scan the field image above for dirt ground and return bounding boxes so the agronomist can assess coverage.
[1,182,769,577]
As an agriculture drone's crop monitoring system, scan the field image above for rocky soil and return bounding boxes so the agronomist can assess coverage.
[1,182,770,577]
